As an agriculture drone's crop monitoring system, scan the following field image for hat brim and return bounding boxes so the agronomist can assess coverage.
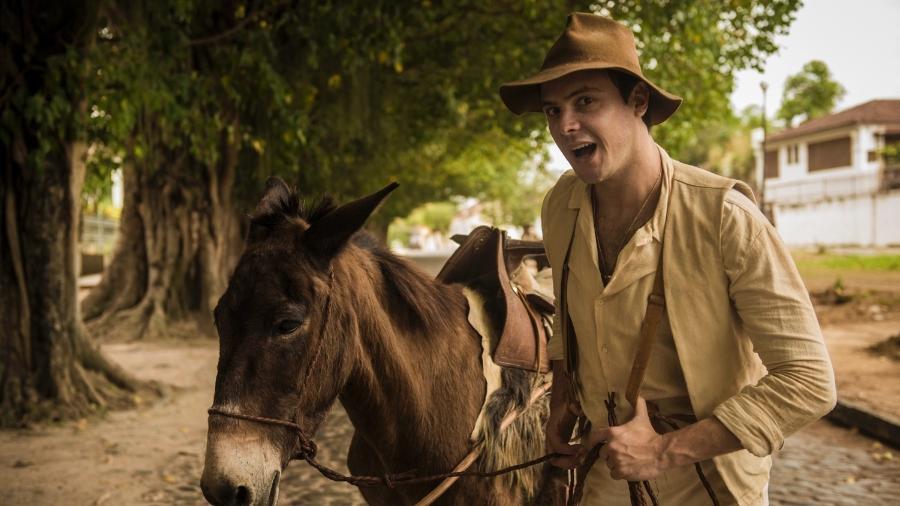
[499,62,682,126]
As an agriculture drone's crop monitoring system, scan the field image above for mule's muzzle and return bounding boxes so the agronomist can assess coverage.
[202,417,285,506]
[200,476,252,506]
[201,470,280,506]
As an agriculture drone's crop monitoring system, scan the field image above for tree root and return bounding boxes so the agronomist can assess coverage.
[71,362,106,408]
[77,333,142,393]
[86,298,158,342]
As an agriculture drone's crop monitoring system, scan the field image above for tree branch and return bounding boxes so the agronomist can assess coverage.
[188,1,288,46]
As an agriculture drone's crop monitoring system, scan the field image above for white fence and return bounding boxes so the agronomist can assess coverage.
[766,165,900,206]
[81,215,119,255]
[766,165,900,247]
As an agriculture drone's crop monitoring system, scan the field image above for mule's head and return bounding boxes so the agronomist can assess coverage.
[201,178,396,506]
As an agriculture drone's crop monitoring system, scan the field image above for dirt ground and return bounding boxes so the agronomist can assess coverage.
[1,270,897,505]
[0,338,365,505]
[809,288,900,422]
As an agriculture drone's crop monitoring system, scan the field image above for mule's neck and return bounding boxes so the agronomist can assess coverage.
[335,247,485,470]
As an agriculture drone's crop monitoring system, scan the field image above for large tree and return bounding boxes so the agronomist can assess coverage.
[0,0,144,425]
[82,2,257,340]
[778,59,846,127]
[82,0,803,342]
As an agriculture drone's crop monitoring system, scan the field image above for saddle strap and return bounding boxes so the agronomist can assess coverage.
[515,287,546,371]
[559,207,580,377]
[624,252,665,406]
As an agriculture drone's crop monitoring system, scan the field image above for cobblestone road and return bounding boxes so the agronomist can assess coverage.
[3,341,896,505]
[272,407,900,505]
[769,420,899,506]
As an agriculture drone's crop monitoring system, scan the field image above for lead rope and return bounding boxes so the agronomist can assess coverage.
[208,392,561,489]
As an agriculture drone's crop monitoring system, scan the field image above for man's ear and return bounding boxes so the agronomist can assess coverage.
[630,81,651,121]
[303,182,399,261]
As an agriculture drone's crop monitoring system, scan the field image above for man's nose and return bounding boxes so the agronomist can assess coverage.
[560,109,579,133]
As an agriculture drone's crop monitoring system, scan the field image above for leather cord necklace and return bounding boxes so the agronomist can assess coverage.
[592,166,662,285]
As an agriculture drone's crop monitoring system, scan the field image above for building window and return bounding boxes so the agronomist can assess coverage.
[764,149,779,178]
[808,136,851,172]
[787,144,800,164]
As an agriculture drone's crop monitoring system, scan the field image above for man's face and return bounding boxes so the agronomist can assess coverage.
[540,70,647,184]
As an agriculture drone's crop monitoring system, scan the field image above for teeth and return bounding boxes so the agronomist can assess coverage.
[573,143,592,150]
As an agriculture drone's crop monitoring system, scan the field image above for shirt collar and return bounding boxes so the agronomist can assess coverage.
[567,144,674,244]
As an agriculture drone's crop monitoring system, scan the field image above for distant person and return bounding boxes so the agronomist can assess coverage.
[499,13,836,505]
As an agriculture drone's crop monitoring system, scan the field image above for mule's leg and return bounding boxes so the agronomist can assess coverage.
[348,432,408,505]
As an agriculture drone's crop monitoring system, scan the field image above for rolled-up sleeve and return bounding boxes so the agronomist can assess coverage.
[712,191,837,457]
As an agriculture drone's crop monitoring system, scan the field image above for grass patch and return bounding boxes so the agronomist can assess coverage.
[794,253,900,272]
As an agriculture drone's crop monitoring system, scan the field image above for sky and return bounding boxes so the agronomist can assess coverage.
[730,0,900,117]
[548,0,900,172]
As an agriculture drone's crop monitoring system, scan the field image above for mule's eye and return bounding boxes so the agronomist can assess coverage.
[276,320,301,335]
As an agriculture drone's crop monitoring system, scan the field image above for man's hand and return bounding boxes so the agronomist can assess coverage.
[585,396,668,481]
[547,360,583,468]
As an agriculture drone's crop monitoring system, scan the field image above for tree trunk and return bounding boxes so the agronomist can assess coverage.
[83,132,243,341]
[1,137,143,426]
[0,0,148,426]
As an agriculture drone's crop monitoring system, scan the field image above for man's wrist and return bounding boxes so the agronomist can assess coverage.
[657,431,686,470]
[656,416,744,470]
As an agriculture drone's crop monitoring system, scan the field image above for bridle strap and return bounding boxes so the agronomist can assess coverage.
[207,382,558,494]
[294,268,335,405]
[207,407,319,459]
[208,269,335,460]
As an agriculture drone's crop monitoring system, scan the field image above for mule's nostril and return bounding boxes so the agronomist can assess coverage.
[236,485,252,504]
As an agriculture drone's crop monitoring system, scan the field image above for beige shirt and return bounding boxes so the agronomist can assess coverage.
[566,152,735,504]
[541,147,837,505]
[557,148,690,417]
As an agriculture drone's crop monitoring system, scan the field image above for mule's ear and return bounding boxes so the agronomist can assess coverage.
[254,177,293,216]
[304,182,398,260]
[248,177,296,244]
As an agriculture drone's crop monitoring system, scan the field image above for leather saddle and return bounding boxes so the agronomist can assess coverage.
[437,226,554,373]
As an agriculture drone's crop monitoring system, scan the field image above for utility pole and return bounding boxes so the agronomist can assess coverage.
[760,81,769,217]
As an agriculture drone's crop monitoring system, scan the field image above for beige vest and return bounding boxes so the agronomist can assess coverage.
[542,157,771,504]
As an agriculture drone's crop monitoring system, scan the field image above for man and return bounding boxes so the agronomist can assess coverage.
[499,13,836,505]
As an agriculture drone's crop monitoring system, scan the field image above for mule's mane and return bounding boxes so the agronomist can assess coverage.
[365,243,466,335]
[249,189,336,229]
[251,186,466,336]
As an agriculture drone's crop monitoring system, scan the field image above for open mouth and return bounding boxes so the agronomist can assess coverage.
[572,143,597,159]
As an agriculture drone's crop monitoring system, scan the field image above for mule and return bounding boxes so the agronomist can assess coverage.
[200,179,561,505]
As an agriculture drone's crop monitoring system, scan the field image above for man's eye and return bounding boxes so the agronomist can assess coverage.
[544,107,559,117]
[276,320,301,335]
[577,96,593,106]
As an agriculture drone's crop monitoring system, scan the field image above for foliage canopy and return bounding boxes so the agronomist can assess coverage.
[76,0,801,226]
[777,60,846,128]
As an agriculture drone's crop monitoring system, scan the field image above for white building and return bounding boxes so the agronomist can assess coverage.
[755,99,900,247]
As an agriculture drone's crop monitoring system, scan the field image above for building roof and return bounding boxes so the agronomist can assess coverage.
[768,99,900,143]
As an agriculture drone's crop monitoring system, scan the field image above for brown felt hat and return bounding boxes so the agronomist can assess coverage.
[500,13,682,125]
